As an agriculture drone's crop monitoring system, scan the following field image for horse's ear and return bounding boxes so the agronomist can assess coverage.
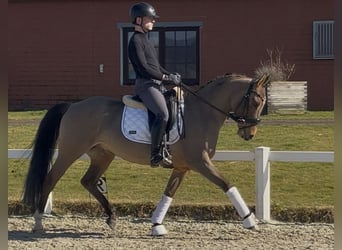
[256,74,271,87]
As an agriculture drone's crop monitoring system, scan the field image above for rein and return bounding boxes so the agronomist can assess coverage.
[179,80,261,127]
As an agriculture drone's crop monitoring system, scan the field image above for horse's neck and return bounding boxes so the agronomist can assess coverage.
[195,79,233,115]
[187,76,250,126]
[185,82,229,128]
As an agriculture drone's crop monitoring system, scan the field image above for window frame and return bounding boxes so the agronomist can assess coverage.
[118,22,202,85]
[313,20,334,59]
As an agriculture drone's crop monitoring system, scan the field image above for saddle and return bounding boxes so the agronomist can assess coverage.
[122,87,184,136]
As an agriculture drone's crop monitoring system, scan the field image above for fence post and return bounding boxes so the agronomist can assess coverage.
[255,146,271,221]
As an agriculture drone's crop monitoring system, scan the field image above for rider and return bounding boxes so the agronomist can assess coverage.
[128,2,181,168]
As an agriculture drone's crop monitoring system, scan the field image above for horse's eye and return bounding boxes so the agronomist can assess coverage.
[253,95,262,107]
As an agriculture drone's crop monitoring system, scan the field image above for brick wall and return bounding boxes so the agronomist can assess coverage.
[8,0,334,110]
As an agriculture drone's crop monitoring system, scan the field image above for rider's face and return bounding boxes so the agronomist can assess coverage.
[141,16,155,31]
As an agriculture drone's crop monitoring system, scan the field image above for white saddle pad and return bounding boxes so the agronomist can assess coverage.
[121,106,182,145]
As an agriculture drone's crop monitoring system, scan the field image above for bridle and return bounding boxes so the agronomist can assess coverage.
[229,80,265,129]
[180,79,265,128]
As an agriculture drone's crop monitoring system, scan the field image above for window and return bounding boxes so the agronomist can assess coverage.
[313,20,334,59]
[118,22,202,85]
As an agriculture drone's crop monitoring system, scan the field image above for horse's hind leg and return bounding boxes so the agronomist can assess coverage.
[80,147,115,229]
[33,154,77,233]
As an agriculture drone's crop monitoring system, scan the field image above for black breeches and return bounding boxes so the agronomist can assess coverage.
[137,86,169,122]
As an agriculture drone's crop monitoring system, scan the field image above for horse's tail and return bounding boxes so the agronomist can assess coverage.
[22,103,71,209]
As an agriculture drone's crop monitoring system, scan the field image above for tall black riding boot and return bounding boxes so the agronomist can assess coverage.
[150,118,173,168]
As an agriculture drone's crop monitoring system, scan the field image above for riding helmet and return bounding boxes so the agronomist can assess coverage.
[129,2,159,24]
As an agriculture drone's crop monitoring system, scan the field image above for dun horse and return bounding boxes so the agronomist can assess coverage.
[23,73,270,236]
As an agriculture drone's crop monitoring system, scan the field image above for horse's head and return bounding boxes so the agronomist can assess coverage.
[229,74,270,141]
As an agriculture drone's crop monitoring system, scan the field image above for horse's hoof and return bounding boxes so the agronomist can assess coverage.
[32,227,45,234]
[151,224,168,236]
[243,212,258,230]
[248,224,260,231]
[106,217,116,230]
[105,215,116,230]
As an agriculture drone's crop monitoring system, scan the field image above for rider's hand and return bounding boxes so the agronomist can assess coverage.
[168,73,181,85]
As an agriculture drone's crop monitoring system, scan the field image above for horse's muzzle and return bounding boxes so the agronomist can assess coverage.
[242,134,254,141]
[238,126,257,141]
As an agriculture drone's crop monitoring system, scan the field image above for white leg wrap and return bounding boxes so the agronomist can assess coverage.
[226,187,257,229]
[151,194,173,225]
[226,187,250,218]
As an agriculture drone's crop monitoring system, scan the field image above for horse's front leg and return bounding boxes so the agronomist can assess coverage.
[151,168,188,236]
[199,151,258,230]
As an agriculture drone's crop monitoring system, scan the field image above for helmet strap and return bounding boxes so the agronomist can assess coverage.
[135,17,148,33]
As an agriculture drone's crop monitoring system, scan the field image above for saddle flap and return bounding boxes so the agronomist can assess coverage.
[121,106,182,145]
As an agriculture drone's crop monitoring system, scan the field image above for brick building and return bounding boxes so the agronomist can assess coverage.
[8,0,334,110]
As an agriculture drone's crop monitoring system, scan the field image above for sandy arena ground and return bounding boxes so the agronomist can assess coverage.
[8,215,334,250]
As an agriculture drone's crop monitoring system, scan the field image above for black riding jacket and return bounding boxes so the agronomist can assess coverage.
[128,31,169,81]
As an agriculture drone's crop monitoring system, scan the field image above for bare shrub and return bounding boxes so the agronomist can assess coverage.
[255,48,296,82]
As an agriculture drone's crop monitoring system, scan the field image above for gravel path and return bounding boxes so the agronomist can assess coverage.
[8,215,334,249]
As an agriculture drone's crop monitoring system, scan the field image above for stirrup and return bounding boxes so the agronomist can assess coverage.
[161,146,173,168]
[161,156,173,168]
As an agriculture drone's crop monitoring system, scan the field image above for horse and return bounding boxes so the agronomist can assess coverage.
[22,73,270,236]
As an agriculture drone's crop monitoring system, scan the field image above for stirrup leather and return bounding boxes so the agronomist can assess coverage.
[161,136,173,168]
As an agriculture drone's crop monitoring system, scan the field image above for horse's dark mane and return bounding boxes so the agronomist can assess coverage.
[211,73,247,82]
[195,73,248,92]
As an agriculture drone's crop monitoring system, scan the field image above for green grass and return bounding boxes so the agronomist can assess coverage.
[261,111,334,120]
[8,111,334,217]
[217,125,333,151]
[8,110,47,120]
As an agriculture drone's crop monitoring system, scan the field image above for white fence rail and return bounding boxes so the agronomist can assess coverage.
[8,147,334,221]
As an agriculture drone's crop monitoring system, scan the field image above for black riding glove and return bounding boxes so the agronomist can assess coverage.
[165,73,181,85]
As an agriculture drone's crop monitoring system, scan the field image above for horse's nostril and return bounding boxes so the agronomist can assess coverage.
[244,134,254,141]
